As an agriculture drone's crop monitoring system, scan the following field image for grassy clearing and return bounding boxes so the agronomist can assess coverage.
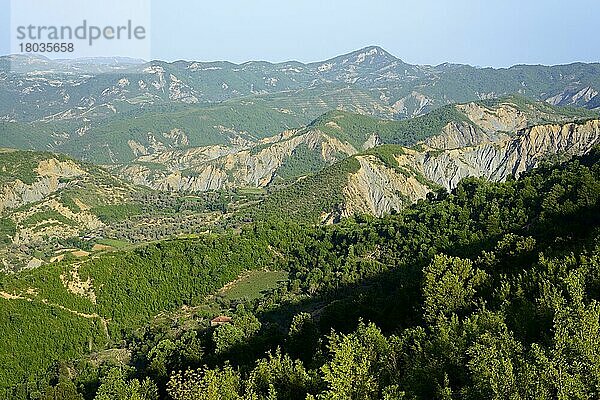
[237,187,268,196]
[96,238,130,249]
[221,270,289,301]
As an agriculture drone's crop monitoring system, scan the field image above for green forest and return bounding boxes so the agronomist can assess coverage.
[1,147,600,399]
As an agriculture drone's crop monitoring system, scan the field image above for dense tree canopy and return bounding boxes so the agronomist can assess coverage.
[3,148,600,399]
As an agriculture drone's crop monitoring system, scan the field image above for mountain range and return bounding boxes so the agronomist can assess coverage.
[1,46,600,164]
[2,46,600,398]
[2,93,599,271]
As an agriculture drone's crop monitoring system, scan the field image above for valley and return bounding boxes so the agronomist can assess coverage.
[2,93,598,271]
[1,45,600,399]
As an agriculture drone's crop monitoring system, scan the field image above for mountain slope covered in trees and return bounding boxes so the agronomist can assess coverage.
[1,148,600,399]
[2,47,600,165]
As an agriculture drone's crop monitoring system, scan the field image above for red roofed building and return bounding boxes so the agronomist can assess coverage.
[210,315,233,327]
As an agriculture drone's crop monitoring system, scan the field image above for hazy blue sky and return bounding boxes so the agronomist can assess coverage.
[1,0,598,67]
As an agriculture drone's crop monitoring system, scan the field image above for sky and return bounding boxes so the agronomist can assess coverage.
[1,0,599,67]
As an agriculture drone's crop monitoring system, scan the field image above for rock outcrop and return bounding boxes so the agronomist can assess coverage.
[340,119,600,216]
[0,158,86,213]
[417,120,600,190]
[118,129,359,191]
[116,98,596,194]
[343,155,431,216]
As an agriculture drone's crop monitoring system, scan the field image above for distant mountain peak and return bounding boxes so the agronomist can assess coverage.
[358,45,393,56]
[348,46,399,63]
[313,45,402,69]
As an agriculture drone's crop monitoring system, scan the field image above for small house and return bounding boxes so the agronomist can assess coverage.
[210,315,233,327]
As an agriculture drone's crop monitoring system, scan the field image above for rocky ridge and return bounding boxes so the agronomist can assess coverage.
[117,127,362,191]
[341,119,600,217]
[115,98,597,193]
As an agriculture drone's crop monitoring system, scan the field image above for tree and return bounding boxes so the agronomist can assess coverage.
[320,322,395,400]
[466,330,523,400]
[94,368,158,400]
[42,378,83,400]
[167,365,242,400]
[147,339,177,380]
[287,313,319,362]
[213,312,261,355]
[423,254,488,322]
[246,349,317,400]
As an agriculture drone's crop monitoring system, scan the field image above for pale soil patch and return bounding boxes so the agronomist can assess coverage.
[0,287,38,301]
[50,254,66,263]
[92,244,114,252]
[0,291,25,300]
[40,298,98,318]
[60,263,97,304]
[325,121,342,130]
[26,257,43,269]
[267,245,284,259]
[54,248,78,254]
[89,348,131,368]
[73,198,90,211]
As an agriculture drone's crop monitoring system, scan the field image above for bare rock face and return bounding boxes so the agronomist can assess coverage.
[116,98,597,197]
[424,121,509,150]
[341,119,600,217]
[417,120,600,191]
[456,102,529,134]
[362,133,382,150]
[0,158,86,213]
[392,91,433,117]
[343,155,430,216]
[118,129,359,191]
[546,86,599,107]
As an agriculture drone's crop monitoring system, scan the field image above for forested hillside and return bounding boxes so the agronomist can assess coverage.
[2,47,600,166]
[2,13,600,400]
[2,148,600,399]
